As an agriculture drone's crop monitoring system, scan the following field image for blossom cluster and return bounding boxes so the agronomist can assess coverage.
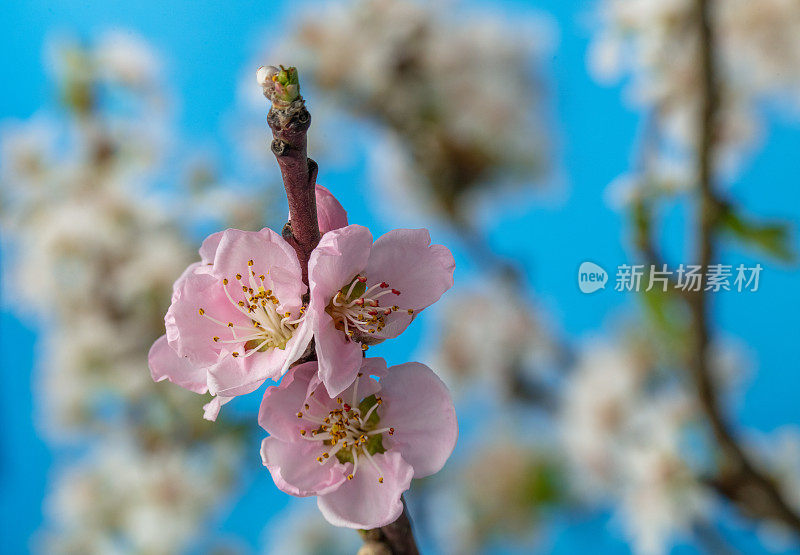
[150,181,458,528]
[591,0,800,200]
[1,33,248,552]
[561,340,708,555]
[241,0,549,222]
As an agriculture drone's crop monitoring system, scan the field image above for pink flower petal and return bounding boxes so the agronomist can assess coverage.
[199,230,224,265]
[202,395,232,421]
[206,318,311,398]
[258,360,319,442]
[279,318,313,375]
[308,224,373,301]
[361,357,389,379]
[165,271,241,367]
[206,347,282,398]
[212,228,306,310]
[148,335,207,394]
[315,185,349,234]
[379,362,458,478]
[308,225,374,395]
[316,451,413,529]
[365,229,454,339]
[172,262,201,300]
[313,311,363,397]
[261,437,348,497]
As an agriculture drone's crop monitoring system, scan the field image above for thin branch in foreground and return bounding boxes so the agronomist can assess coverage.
[262,65,321,285]
[261,65,422,554]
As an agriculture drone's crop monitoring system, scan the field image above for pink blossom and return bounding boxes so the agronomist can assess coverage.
[259,358,457,529]
[314,185,348,233]
[148,185,347,420]
[307,225,455,396]
[148,228,311,419]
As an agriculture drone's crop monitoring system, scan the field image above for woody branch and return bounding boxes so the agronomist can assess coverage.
[260,65,420,555]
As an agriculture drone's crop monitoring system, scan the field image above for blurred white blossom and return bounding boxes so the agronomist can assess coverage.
[1,33,248,552]
[591,0,800,202]
[262,498,361,555]
[562,340,708,554]
[243,0,551,221]
[44,437,237,555]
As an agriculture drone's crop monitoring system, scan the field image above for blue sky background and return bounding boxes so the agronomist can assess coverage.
[2,0,799,553]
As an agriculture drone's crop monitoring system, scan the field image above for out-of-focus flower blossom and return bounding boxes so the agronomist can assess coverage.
[562,340,707,554]
[43,436,238,555]
[307,224,455,396]
[259,358,457,529]
[95,30,162,89]
[562,341,646,493]
[461,438,560,544]
[427,279,559,398]
[591,0,800,199]
[616,396,709,555]
[244,0,550,220]
[1,33,250,551]
[261,498,362,555]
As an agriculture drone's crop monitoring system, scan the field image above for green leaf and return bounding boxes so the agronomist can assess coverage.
[718,206,796,262]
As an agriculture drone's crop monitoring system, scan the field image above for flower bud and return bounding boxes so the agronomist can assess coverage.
[257,65,301,106]
[256,65,279,88]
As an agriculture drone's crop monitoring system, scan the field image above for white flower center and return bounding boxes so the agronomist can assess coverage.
[326,275,412,350]
[296,373,394,483]
[198,260,304,358]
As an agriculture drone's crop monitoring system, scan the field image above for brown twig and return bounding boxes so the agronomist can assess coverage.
[687,0,800,534]
[266,91,320,284]
[263,67,422,554]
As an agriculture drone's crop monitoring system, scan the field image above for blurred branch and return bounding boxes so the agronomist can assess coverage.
[687,0,800,534]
